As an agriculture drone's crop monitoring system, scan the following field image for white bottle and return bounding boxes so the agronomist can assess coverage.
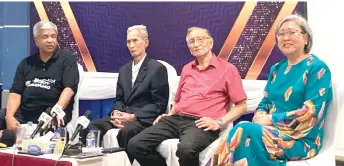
[24,121,34,140]
[86,130,96,148]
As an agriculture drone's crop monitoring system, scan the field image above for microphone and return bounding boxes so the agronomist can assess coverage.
[30,108,53,139]
[69,110,92,144]
[51,104,66,119]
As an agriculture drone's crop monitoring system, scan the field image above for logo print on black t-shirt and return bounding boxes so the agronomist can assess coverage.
[25,78,56,90]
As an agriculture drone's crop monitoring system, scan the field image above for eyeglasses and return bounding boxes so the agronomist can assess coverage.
[187,36,211,46]
[277,30,305,39]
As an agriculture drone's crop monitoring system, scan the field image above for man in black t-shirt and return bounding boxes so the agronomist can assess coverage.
[0,21,79,131]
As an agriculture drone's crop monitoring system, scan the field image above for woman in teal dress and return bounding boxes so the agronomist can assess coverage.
[208,14,333,166]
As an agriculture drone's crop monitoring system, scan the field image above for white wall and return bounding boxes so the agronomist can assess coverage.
[308,1,344,152]
[1,90,8,109]
[308,1,343,84]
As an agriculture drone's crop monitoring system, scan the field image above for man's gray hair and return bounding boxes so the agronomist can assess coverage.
[127,25,148,39]
[275,14,313,54]
[185,27,212,41]
[33,20,58,38]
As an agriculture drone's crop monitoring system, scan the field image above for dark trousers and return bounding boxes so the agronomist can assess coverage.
[81,116,149,162]
[0,108,26,130]
[127,114,220,166]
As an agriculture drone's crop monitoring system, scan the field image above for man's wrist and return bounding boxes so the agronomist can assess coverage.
[5,115,14,119]
[110,110,120,116]
[131,114,136,120]
[52,104,66,119]
[217,119,224,128]
[54,104,63,110]
[110,110,115,116]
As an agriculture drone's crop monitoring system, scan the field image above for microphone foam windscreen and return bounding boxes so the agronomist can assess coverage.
[84,110,92,119]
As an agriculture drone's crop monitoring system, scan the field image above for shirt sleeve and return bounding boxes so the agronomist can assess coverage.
[225,64,247,104]
[9,60,26,95]
[62,53,80,93]
[271,63,333,139]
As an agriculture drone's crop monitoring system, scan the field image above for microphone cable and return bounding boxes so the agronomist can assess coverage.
[11,141,21,166]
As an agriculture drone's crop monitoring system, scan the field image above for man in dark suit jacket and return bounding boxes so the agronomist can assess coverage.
[83,25,169,162]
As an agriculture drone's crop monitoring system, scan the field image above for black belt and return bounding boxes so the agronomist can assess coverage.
[176,113,201,120]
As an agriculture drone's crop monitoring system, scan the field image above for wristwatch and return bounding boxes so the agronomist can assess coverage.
[217,119,224,128]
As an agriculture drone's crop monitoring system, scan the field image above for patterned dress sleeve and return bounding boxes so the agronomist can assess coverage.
[256,65,276,115]
[271,63,333,139]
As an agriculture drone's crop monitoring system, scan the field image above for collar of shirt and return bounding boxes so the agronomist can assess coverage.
[35,48,60,64]
[191,54,220,70]
[132,54,147,73]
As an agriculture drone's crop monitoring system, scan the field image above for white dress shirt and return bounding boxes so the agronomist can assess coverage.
[132,55,146,87]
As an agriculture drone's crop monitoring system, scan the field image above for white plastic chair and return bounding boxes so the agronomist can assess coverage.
[157,60,178,112]
[66,63,84,144]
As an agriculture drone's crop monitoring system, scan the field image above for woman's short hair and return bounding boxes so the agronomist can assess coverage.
[275,14,313,54]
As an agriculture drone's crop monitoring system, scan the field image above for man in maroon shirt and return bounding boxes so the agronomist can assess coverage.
[127,27,247,166]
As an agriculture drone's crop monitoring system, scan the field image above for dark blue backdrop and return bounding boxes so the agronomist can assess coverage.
[29,2,306,120]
